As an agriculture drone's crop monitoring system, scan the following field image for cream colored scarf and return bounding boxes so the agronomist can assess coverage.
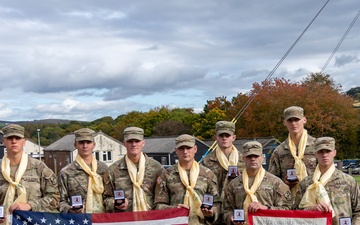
[1,152,28,225]
[75,154,104,213]
[216,145,239,201]
[288,129,308,195]
[125,154,149,211]
[215,146,239,170]
[299,164,335,217]
[242,167,265,214]
[178,161,203,219]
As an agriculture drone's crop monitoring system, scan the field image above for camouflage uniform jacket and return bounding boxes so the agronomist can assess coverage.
[223,171,292,225]
[103,154,164,212]
[154,163,221,225]
[295,169,360,225]
[201,148,245,195]
[268,135,316,181]
[0,156,59,212]
[58,160,108,213]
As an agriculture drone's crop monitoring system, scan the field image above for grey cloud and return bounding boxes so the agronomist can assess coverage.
[102,65,206,100]
[141,45,159,51]
[334,55,360,67]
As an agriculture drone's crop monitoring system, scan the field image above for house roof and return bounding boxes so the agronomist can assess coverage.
[44,134,75,151]
[143,136,210,154]
[143,137,176,154]
[44,131,123,151]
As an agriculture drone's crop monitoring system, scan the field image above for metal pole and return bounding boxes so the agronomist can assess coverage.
[37,129,41,161]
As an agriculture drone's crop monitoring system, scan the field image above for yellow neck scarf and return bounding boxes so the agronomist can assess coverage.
[125,154,149,211]
[288,129,308,195]
[215,145,239,170]
[178,161,203,219]
[299,164,335,217]
[242,167,265,216]
[216,145,239,203]
[1,152,28,225]
[75,154,104,213]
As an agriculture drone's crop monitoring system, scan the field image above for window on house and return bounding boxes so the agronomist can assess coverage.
[93,151,112,162]
[102,151,112,162]
[94,152,100,161]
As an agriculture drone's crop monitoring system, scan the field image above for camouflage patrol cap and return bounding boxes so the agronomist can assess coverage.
[124,127,144,141]
[175,134,195,149]
[284,106,304,121]
[243,141,262,156]
[215,121,235,135]
[314,137,335,152]
[74,128,95,142]
[1,124,25,138]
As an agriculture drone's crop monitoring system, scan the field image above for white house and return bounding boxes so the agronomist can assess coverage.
[43,131,125,174]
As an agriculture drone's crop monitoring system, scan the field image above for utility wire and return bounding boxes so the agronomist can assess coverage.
[199,0,330,163]
[321,9,360,72]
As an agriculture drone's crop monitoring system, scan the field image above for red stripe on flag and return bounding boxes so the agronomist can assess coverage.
[93,208,189,223]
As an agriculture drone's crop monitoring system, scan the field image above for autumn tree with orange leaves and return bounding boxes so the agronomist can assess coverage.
[201,72,359,159]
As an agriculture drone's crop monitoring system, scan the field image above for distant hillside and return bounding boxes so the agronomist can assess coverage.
[0,119,87,125]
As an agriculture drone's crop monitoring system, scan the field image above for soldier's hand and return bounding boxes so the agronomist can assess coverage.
[247,202,267,213]
[201,206,214,218]
[176,204,189,209]
[9,203,31,213]
[305,203,331,212]
[231,216,246,225]
[115,198,129,211]
[68,206,84,213]
[284,175,299,187]
[0,215,5,224]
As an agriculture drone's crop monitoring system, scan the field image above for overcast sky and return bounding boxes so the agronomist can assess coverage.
[0,0,359,122]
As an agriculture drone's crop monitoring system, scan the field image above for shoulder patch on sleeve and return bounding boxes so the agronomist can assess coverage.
[276,182,290,195]
[157,176,162,185]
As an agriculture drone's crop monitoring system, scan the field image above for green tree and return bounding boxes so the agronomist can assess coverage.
[153,107,199,136]
[113,111,146,141]
[203,96,231,114]
[153,120,191,136]
[346,86,360,105]
[301,72,341,91]
[192,108,227,139]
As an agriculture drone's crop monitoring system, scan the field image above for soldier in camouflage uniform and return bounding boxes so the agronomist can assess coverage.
[58,128,108,213]
[295,137,360,225]
[224,141,292,225]
[201,121,244,224]
[155,134,221,225]
[103,127,164,212]
[268,106,316,201]
[0,124,59,225]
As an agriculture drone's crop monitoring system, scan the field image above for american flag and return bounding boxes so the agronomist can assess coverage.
[12,211,90,225]
[12,208,189,225]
